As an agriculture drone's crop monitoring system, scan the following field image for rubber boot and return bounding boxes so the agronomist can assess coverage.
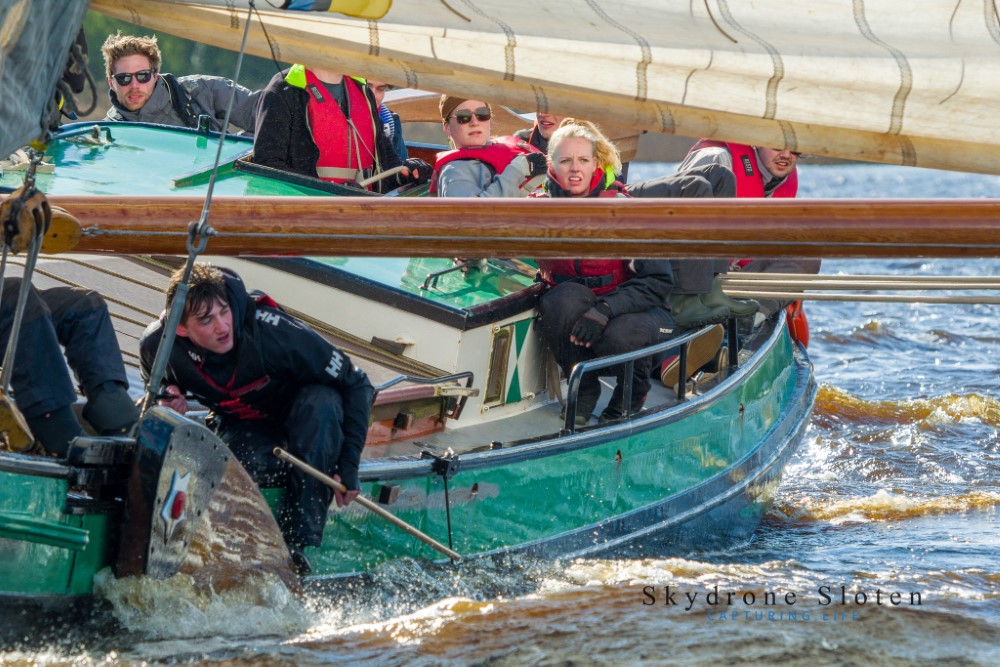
[25,405,83,457]
[561,376,601,427]
[667,293,729,328]
[599,386,646,423]
[82,381,139,436]
[701,276,759,317]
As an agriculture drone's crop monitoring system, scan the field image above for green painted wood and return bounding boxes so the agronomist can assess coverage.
[0,471,113,596]
[306,325,802,576]
[0,512,89,550]
[1,124,329,197]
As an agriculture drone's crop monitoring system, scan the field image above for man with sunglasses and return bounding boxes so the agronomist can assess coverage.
[101,32,258,133]
[252,65,429,192]
[669,140,819,342]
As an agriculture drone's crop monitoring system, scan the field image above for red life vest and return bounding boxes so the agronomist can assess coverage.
[537,259,631,296]
[301,70,377,185]
[689,139,798,198]
[535,168,631,295]
[429,136,540,195]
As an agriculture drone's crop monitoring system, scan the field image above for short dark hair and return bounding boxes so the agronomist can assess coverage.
[166,263,228,324]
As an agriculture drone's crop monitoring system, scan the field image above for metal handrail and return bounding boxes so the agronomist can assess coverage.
[562,323,731,433]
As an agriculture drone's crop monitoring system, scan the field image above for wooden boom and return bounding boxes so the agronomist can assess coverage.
[37,196,1000,258]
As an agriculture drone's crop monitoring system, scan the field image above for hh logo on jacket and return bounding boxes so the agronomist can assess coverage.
[325,350,344,378]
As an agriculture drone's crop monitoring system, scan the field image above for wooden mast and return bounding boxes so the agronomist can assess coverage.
[38,196,1000,258]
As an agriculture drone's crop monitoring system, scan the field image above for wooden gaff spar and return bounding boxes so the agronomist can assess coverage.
[21,195,1000,259]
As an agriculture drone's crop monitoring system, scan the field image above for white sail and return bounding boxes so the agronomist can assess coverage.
[88,0,1000,175]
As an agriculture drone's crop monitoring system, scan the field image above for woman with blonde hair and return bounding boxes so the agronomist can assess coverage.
[532,119,676,425]
[539,119,625,198]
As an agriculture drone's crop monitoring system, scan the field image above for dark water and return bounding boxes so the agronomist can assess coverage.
[3,163,1000,666]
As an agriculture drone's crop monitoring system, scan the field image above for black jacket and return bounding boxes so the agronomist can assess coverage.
[140,271,373,462]
[252,70,402,192]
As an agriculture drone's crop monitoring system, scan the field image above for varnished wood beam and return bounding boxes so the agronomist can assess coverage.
[34,196,1000,258]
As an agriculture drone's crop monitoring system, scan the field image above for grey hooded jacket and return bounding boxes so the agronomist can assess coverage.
[105,73,259,133]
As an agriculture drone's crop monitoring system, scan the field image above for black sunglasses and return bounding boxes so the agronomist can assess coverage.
[112,68,156,86]
[450,107,491,124]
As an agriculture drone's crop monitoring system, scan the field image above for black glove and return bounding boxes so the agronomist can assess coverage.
[571,303,611,345]
[397,158,432,186]
[337,460,360,492]
[524,152,549,178]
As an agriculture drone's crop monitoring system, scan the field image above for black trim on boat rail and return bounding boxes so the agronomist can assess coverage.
[232,159,381,196]
[244,257,545,330]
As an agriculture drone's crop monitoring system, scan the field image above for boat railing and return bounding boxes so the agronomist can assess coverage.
[563,323,737,433]
[372,371,477,421]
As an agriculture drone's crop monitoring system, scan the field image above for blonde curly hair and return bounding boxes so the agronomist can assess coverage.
[546,119,622,176]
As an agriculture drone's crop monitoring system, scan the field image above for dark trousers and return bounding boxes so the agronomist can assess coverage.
[627,164,737,295]
[0,279,127,419]
[213,384,347,548]
[538,282,672,410]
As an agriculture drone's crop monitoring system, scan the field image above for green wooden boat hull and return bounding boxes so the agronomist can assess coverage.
[307,315,814,577]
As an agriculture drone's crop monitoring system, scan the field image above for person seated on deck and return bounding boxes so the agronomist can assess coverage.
[530,120,677,425]
[251,64,430,193]
[0,279,139,457]
[675,140,820,344]
[431,95,549,197]
[101,31,258,133]
[515,110,754,330]
[367,79,408,162]
[140,264,374,576]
